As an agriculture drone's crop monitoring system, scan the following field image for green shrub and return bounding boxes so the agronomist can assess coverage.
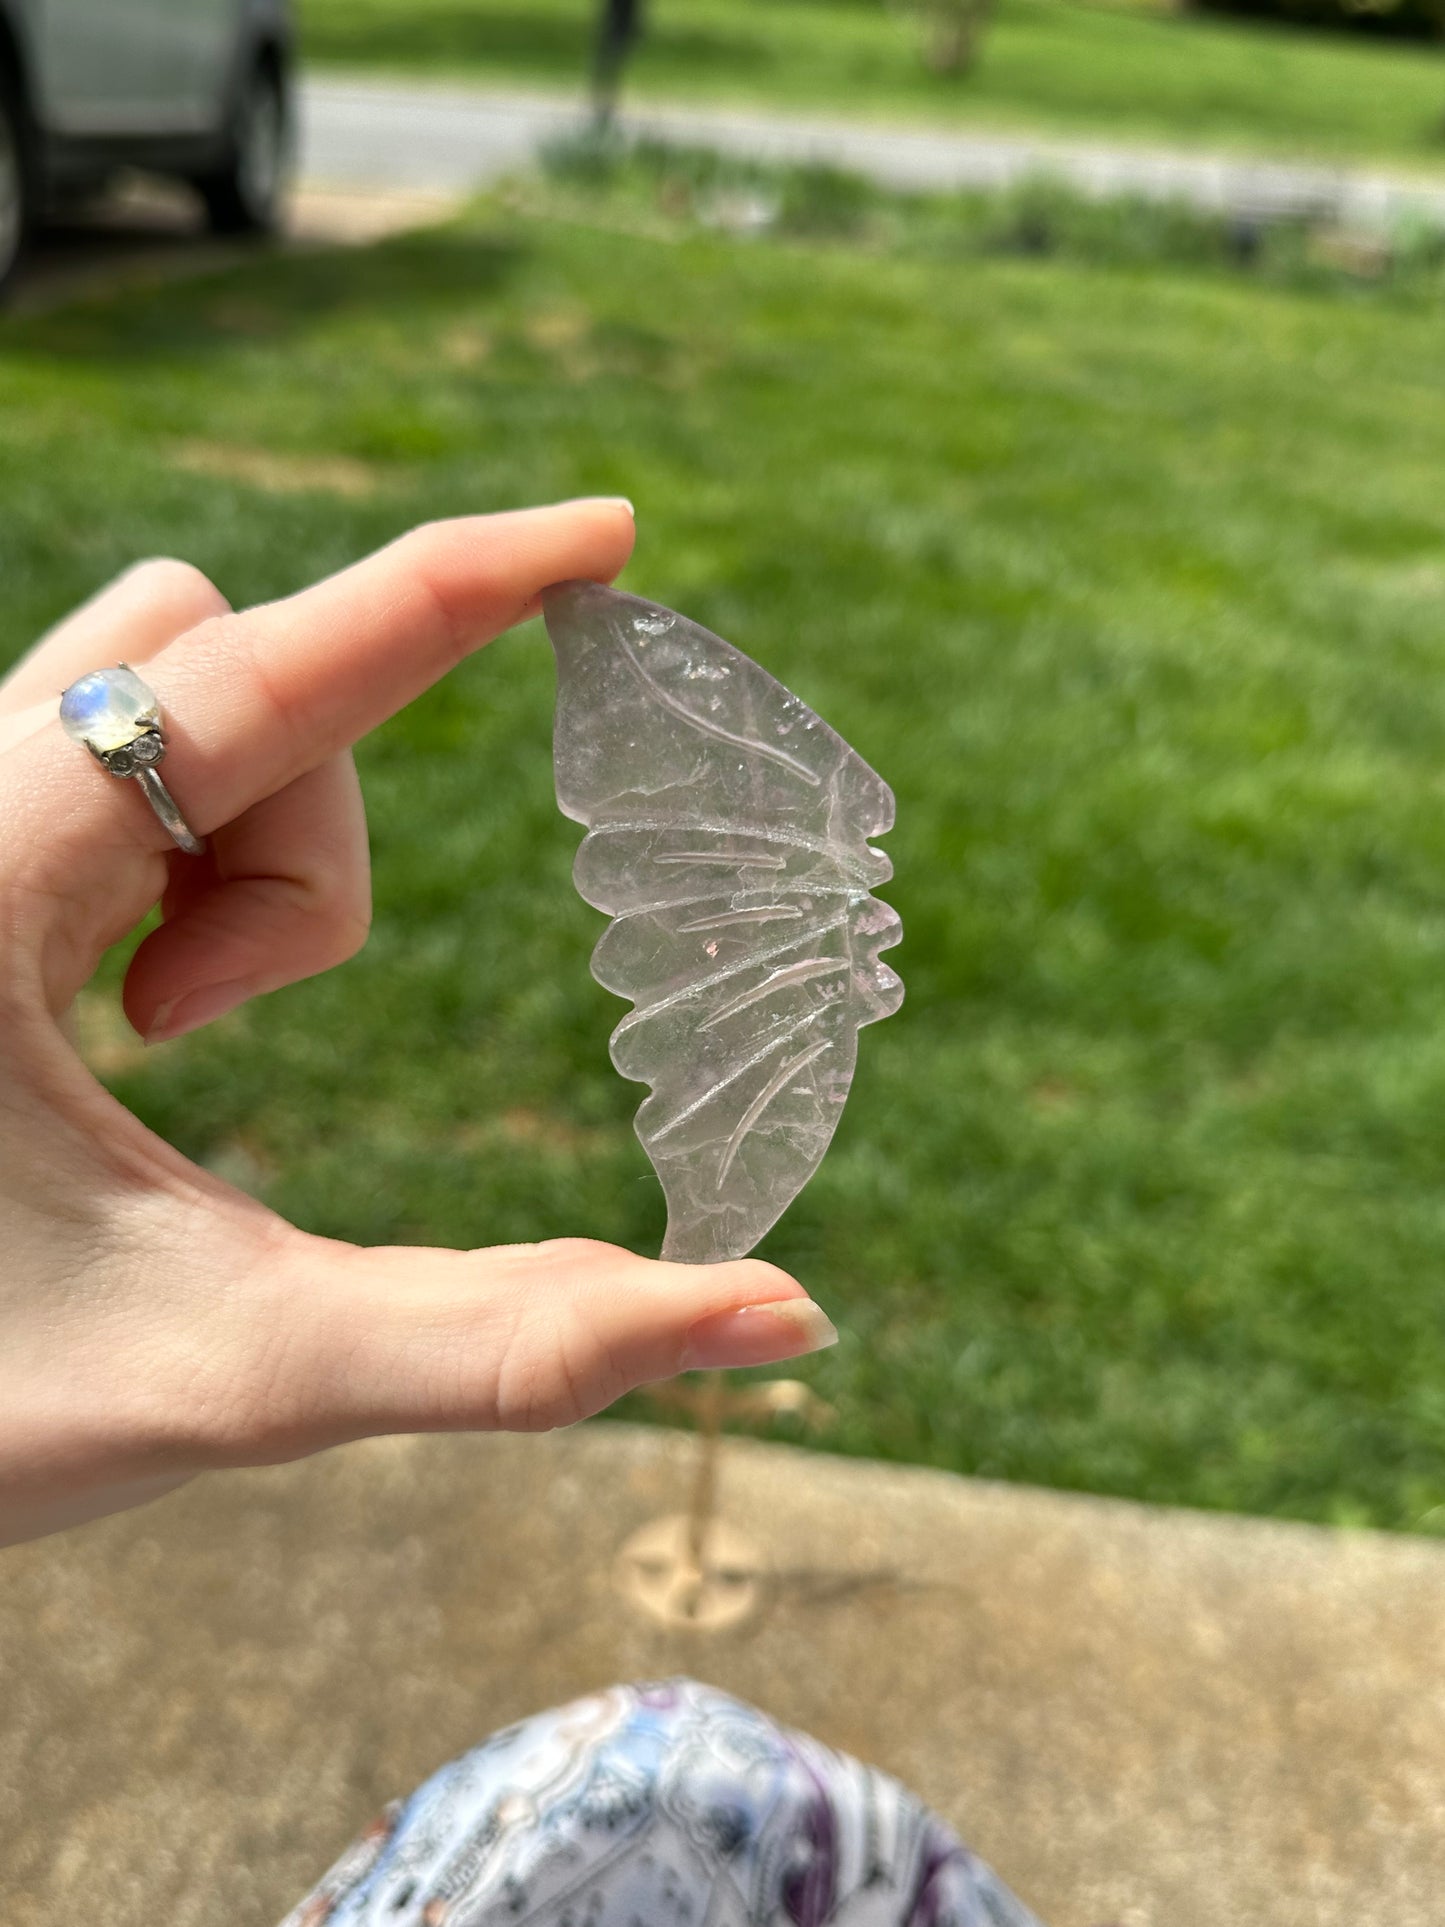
[537,136,1445,303]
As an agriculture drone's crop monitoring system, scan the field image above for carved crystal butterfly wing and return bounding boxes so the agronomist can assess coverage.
[545,580,903,1264]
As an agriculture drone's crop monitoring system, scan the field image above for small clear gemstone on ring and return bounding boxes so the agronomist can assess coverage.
[59,665,161,756]
[58,661,203,856]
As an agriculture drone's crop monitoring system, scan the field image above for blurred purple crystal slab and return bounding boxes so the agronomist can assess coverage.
[544,580,903,1265]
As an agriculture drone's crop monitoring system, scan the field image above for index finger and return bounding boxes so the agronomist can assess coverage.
[6,499,636,873]
[155,499,637,837]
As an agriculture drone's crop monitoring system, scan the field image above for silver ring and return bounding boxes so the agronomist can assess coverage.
[59,663,205,857]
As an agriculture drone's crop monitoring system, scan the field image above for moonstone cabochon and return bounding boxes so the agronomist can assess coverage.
[545,579,902,1265]
[58,665,159,755]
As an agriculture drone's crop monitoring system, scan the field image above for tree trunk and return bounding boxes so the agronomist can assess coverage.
[594,0,645,127]
[922,0,993,75]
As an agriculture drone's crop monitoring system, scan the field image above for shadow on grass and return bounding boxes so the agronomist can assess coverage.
[3,224,527,365]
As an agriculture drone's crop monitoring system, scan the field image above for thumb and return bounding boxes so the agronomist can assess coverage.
[231,1235,837,1458]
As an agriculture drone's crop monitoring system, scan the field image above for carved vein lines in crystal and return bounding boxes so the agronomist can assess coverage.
[607,885,851,926]
[598,885,851,927]
[545,579,902,1265]
[616,634,824,788]
[677,905,803,934]
[654,851,787,870]
[591,816,886,888]
[609,913,852,1037]
[699,958,847,1032]
[649,1006,828,1144]
[717,1040,834,1190]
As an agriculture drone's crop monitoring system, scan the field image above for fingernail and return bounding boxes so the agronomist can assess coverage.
[680,1298,838,1371]
[577,495,634,517]
[146,977,250,1045]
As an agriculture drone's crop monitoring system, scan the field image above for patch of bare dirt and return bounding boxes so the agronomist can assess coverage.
[169,440,389,499]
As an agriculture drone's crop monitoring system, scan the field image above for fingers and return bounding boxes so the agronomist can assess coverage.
[121,751,370,1042]
[134,499,631,834]
[209,1236,836,1460]
[0,500,634,1010]
[0,559,229,716]
[15,498,633,857]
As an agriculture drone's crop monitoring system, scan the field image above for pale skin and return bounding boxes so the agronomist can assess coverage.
[0,500,837,1550]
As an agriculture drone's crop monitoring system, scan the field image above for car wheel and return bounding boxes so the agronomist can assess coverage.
[198,51,293,236]
[0,60,33,302]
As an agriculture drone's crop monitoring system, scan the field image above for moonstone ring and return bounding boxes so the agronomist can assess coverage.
[58,664,205,856]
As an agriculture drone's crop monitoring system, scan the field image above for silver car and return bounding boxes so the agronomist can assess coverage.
[0,0,294,297]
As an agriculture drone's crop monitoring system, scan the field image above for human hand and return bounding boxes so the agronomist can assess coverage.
[0,503,836,1549]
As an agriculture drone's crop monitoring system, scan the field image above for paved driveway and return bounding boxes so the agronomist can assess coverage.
[18,73,1445,310]
[301,72,1445,228]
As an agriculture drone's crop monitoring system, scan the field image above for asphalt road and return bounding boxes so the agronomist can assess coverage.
[300,71,1445,228]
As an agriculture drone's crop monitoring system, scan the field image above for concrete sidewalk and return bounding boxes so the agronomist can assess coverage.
[2,1423,1442,1926]
[301,73,1445,229]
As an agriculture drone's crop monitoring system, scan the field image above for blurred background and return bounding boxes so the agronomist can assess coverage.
[5,0,1445,1536]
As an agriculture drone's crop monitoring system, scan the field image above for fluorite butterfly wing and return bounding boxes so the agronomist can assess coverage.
[545,580,903,1264]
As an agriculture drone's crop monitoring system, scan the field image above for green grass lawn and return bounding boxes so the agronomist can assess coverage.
[6,173,1445,1533]
[302,0,1445,167]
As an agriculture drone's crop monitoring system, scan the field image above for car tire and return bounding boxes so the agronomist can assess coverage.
[0,56,34,303]
[197,50,293,236]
